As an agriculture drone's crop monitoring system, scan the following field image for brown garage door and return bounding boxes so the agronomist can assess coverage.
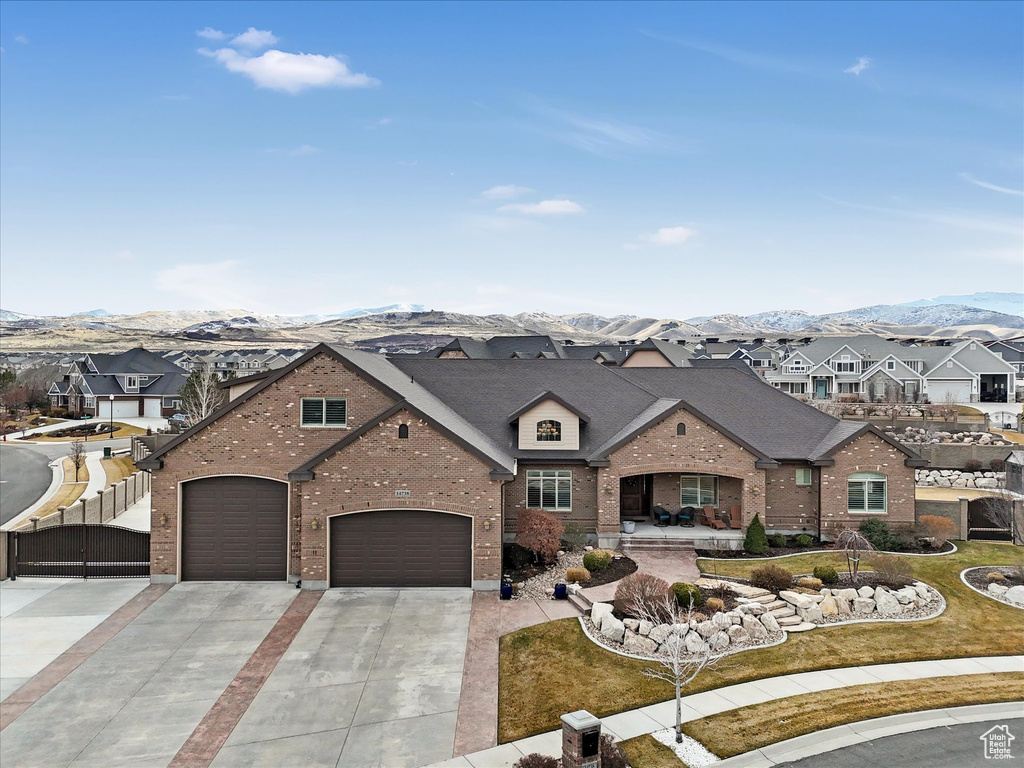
[330,510,472,587]
[181,477,288,581]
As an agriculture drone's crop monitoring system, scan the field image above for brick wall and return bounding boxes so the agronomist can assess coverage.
[303,409,503,586]
[150,352,397,579]
[651,473,742,512]
[819,431,916,539]
[504,464,599,534]
[764,464,819,532]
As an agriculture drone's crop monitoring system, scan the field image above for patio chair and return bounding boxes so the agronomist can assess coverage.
[702,505,726,530]
[678,506,697,527]
[728,505,743,529]
[651,505,671,527]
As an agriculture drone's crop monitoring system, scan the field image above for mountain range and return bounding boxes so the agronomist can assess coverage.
[1,293,1021,353]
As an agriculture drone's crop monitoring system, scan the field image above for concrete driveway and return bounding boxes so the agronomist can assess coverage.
[1,583,473,768]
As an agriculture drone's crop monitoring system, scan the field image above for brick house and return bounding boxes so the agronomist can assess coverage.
[137,343,926,591]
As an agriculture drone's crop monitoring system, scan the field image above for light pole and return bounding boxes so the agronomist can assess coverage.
[108,394,114,438]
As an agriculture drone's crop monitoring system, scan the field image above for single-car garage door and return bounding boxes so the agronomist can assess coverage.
[330,510,472,588]
[181,477,288,581]
[98,399,140,419]
[928,380,971,404]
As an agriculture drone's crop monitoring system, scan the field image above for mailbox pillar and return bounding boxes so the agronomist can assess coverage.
[561,710,602,768]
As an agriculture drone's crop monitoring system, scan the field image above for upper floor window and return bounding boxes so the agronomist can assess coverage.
[301,397,347,427]
[886,361,896,370]
[398,423,409,439]
[527,469,571,510]
[834,361,856,373]
[125,375,139,391]
[536,420,561,442]
[676,423,686,436]
[847,472,886,513]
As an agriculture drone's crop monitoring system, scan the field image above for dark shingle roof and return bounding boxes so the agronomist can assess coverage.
[87,349,186,376]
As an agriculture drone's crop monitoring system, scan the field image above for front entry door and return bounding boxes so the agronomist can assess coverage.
[620,476,650,518]
[814,379,828,399]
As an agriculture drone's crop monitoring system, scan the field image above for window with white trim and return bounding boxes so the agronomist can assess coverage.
[834,361,856,373]
[847,472,887,513]
[795,468,812,486]
[300,397,347,427]
[84,396,95,408]
[886,361,895,370]
[527,470,571,510]
[536,420,562,442]
[680,475,718,507]
[125,375,139,392]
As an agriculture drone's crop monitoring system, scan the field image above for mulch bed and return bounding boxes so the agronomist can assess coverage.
[697,540,955,559]
[964,566,1024,593]
[587,555,638,588]
[830,572,915,590]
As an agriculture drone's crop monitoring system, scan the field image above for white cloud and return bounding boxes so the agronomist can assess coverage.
[14,34,28,44]
[196,27,226,40]
[481,184,533,200]
[497,199,585,216]
[230,27,278,50]
[639,226,697,246]
[199,47,379,93]
[156,261,259,309]
[845,57,872,75]
[959,173,1023,196]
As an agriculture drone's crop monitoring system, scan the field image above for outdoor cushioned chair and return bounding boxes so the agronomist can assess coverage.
[728,505,743,529]
[678,506,697,527]
[703,505,726,530]
[651,505,671,527]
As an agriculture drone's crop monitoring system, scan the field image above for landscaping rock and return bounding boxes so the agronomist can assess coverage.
[836,588,858,601]
[739,602,767,616]
[638,620,653,636]
[834,595,851,615]
[858,586,875,598]
[727,625,750,644]
[819,596,839,616]
[600,614,625,643]
[988,583,1009,596]
[797,604,823,623]
[591,602,613,627]
[913,583,930,600]
[760,612,780,632]
[1004,585,1024,605]
[728,611,744,625]
[648,624,672,644]
[696,620,717,639]
[709,630,730,651]
[853,597,876,614]
[712,612,733,630]
[895,588,918,605]
[624,633,659,655]
[624,618,640,632]
[743,614,768,640]
[779,590,813,609]
[803,593,825,604]
[874,589,901,615]
[684,632,707,655]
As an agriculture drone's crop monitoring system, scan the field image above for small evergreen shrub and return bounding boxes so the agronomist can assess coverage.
[749,564,793,593]
[704,597,724,613]
[859,518,898,552]
[583,549,613,572]
[744,513,769,555]
[795,534,813,548]
[990,458,1005,472]
[671,582,704,608]
[963,459,983,473]
[502,543,533,570]
[813,565,839,584]
[769,533,787,548]
[565,567,591,584]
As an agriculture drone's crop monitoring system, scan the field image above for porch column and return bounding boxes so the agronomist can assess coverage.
[596,467,620,549]
[741,470,768,529]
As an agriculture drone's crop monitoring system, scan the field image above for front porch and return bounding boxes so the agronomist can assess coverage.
[620,519,745,550]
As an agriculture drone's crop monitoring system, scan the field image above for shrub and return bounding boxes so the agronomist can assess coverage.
[565,567,591,584]
[990,458,1005,472]
[859,519,898,552]
[769,533,787,548]
[813,565,839,584]
[600,734,629,768]
[988,571,1007,582]
[872,554,913,586]
[561,523,588,551]
[515,509,564,565]
[671,581,704,609]
[917,515,956,547]
[503,543,533,571]
[749,563,793,593]
[797,576,823,590]
[963,459,983,472]
[795,533,813,548]
[583,549,613,572]
[513,755,559,768]
[614,572,671,619]
[744,513,769,555]
[704,597,724,613]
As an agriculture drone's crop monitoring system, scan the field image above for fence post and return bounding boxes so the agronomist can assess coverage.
[958,496,969,541]
[30,516,40,531]
[58,506,67,525]
[9,531,16,581]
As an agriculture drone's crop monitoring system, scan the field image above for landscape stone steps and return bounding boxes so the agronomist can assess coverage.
[764,599,788,611]
[748,594,777,604]
[620,539,697,553]
[696,578,771,599]
[776,615,803,626]
[770,606,797,618]
[786,622,817,632]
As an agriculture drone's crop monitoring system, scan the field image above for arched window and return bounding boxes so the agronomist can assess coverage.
[398,423,409,439]
[847,472,886,513]
[676,423,686,436]
[536,420,561,442]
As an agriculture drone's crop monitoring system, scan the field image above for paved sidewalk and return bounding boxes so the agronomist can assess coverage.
[424,655,1024,767]
[583,550,700,604]
[107,493,150,531]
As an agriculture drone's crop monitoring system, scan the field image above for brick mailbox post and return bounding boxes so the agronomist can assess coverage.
[561,710,602,768]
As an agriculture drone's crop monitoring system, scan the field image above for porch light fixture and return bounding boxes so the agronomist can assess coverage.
[310,518,320,530]
[159,513,167,526]
[483,519,491,531]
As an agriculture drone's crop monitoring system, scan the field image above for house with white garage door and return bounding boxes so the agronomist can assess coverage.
[766,335,1016,404]
[48,347,189,419]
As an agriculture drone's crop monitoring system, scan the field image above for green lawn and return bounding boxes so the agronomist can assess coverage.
[498,541,1024,743]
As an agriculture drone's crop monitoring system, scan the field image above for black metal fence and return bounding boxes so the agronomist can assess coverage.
[8,524,150,579]
[967,498,1013,542]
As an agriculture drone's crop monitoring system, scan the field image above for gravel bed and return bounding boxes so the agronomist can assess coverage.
[650,728,720,766]
[510,550,585,600]
[962,566,1024,610]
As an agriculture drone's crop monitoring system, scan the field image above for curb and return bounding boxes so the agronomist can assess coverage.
[960,567,1024,612]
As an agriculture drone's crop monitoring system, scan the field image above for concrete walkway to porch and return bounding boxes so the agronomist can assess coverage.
[582,549,700,605]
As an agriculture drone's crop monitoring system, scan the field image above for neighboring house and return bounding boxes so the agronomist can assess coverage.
[48,348,189,418]
[420,335,696,367]
[138,343,924,591]
[1005,451,1024,496]
[986,340,1024,375]
[620,338,693,367]
[766,335,1017,403]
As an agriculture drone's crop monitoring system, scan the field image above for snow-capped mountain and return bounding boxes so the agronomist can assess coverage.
[900,292,1023,318]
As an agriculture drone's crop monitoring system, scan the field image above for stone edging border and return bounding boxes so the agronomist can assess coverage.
[577,581,947,661]
[698,541,958,562]
[959,567,1024,612]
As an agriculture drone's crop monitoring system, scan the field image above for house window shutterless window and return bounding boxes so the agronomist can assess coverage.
[527,470,571,510]
[398,424,409,439]
[676,423,686,436]
[680,475,718,507]
[536,420,561,442]
[795,468,812,486]
[300,397,347,427]
[848,472,887,513]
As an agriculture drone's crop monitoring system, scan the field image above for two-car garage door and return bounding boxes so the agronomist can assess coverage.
[928,380,971,404]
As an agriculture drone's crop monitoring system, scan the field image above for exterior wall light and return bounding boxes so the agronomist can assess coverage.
[483,519,491,531]
[310,518,320,530]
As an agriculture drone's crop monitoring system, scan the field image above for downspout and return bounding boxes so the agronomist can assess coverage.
[817,467,823,541]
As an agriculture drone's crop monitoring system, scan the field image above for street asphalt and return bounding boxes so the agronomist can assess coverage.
[779,718,1024,768]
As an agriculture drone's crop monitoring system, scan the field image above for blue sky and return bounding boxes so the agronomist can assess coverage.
[1,1,1021,318]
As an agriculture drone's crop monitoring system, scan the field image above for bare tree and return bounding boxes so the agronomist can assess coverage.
[179,367,224,427]
[68,439,86,482]
[835,528,874,584]
[627,590,724,744]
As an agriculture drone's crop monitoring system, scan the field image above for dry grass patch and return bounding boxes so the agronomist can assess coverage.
[619,734,686,768]
[994,429,1024,445]
[103,456,137,485]
[23,457,89,525]
[497,541,1024,743]
[683,672,1024,759]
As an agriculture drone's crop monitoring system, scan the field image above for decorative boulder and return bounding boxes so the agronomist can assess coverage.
[591,603,613,627]
[988,583,1009,596]
[853,597,876,614]
[727,625,750,644]
[760,612,780,632]
[712,612,733,630]
[743,614,768,640]
[1004,585,1024,605]
[600,614,626,643]
[624,633,659,656]
[739,602,767,616]
[858,586,875,599]
[819,596,839,616]
[728,611,743,625]
[648,624,672,644]
[797,604,823,623]
[874,588,901,615]
[709,630,730,651]
[836,588,858,601]
[624,618,640,632]
[913,583,930,600]
[685,632,707,654]
[835,595,852,615]
[638,620,653,636]
[779,591,813,609]
[696,620,717,639]
[895,588,918,605]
